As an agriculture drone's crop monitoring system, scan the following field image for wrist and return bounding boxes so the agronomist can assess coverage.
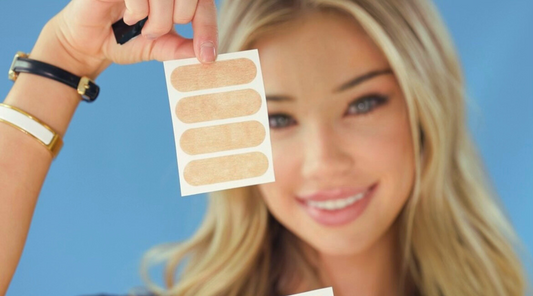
[30,19,111,80]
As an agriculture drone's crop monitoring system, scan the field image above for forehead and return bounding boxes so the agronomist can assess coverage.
[253,10,390,95]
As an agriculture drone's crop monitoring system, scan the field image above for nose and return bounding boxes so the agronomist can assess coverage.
[300,124,355,181]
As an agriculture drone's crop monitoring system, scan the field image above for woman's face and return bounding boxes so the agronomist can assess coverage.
[255,11,415,256]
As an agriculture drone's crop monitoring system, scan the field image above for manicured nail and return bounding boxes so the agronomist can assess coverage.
[200,41,216,63]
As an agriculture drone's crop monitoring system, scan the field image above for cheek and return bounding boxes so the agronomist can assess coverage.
[359,103,415,215]
[258,135,302,217]
[359,118,413,179]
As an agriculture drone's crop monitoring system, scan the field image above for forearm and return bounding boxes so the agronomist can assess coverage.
[0,23,107,295]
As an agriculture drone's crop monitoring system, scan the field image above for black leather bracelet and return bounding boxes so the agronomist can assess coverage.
[8,52,100,102]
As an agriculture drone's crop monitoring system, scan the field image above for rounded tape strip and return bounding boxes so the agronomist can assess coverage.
[171,58,257,92]
[176,89,262,123]
[180,121,265,155]
[184,152,269,186]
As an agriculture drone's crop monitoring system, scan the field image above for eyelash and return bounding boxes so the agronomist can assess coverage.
[268,113,296,129]
[345,94,389,116]
[268,94,389,129]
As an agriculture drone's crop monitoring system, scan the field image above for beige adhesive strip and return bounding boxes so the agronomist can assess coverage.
[171,58,257,92]
[176,89,262,123]
[180,121,265,155]
[184,152,269,186]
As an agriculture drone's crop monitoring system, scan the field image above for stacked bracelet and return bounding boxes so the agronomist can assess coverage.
[0,103,63,158]
[8,52,100,102]
[3,51,102,159]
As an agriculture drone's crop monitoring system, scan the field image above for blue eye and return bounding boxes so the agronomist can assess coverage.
[346,95,388,115]
[268,114,296,129]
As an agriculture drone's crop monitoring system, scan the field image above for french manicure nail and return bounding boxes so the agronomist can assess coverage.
[200,41,216,63]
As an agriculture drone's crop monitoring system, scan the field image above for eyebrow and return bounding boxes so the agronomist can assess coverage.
[265,68,394,102]
[266,95,293,102]
[334,69,393,93]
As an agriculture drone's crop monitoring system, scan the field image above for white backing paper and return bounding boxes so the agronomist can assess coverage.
[163,50,275,196]
[288,287,335,296]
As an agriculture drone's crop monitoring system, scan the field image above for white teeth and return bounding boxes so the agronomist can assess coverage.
[306,192,366,211]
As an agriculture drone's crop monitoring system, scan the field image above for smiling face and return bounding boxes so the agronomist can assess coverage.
[255,10,415,256]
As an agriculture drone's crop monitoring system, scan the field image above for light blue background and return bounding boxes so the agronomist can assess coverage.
[1,0,531,295]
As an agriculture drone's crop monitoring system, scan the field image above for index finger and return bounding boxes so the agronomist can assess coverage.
[191,0,218,63]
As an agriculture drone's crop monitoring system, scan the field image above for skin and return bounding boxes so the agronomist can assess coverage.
[255,11,416,296]
[0,0,217,294]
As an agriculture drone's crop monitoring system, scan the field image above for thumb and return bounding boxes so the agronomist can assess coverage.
[111,31,195,64]
[145,31,196,62]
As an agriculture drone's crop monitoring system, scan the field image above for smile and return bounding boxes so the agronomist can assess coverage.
[305,191,367,211]
[298,183,377,227]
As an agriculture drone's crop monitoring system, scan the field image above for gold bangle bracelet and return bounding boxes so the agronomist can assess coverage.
[0,103,63,158]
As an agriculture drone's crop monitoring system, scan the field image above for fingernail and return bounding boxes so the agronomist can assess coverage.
[200,41,216,63]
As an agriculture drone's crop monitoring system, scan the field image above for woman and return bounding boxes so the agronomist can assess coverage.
[0,0,527,295]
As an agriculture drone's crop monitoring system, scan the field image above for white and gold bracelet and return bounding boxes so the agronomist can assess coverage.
[0,103,62,158]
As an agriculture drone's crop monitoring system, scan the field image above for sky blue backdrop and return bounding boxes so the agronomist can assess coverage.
[1,0,532,295]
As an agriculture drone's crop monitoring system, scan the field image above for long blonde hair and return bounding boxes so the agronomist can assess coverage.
[141,0,527,295]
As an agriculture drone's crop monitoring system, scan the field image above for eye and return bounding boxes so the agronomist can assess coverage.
[268,113,296,129]
[346,95,389,116]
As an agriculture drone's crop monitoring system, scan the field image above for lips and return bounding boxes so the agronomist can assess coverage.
[297,183,377,226]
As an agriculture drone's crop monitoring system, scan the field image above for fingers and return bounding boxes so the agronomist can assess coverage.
[192,0,218,63]
[142,0,174,39]
[173,0,199,24]
[110,30,195,63]
[118,0,218,63]
[123,0,149,25]
[149,32,195,62]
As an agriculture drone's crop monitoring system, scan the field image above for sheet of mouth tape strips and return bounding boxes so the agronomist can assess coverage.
[288,287,334,296]
[164,50,275,196]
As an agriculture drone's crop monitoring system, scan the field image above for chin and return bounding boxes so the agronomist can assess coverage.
[301,224,383,257]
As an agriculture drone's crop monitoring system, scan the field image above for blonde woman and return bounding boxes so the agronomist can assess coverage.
[0,0,528,296]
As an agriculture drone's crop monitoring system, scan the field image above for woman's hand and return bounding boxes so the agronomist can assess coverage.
[38,0,218,77]
[0,2,217,294]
